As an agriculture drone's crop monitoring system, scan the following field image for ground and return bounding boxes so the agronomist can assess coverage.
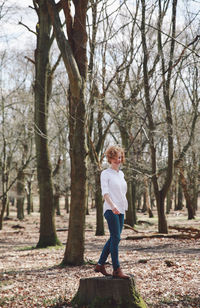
[0,201,200,308]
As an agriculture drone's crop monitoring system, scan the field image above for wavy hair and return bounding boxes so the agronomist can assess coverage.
[105,145,125,164]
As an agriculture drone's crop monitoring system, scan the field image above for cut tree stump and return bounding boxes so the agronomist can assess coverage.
[71,276,147,308]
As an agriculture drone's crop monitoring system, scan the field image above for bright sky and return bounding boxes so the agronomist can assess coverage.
[1,0,123,50]
[1,0,37,50]
[1,0,199,51]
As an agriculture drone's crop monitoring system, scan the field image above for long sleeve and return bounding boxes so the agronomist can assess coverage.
[100,170,109,197]
[100,168,128,214]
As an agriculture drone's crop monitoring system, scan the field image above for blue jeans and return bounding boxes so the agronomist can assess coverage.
[98,210,124,271]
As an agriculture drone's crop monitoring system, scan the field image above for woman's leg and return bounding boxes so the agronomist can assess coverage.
[119,213,124,234]
[98,237,111,265]
[108,212,124,270]
[111,213,129,279]
[98,210,124,270]
[97,210,113,265]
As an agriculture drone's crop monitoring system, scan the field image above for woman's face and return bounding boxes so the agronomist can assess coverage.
[110,152,122,169]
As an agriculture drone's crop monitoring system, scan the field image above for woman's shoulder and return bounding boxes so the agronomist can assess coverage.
[119,170,125,176]
[100,168,110,182]
[101,168,110,175]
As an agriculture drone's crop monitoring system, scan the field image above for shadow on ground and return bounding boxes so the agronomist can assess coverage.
[150,295,200,307]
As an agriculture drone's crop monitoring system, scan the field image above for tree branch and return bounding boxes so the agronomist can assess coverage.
[18,21,37,35]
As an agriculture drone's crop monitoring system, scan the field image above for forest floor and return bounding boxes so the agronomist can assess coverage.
[0,202,200,308]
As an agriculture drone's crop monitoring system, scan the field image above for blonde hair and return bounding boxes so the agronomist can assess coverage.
[105,145,125,164]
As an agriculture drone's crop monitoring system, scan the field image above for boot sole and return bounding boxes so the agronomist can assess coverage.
[94,269,112,276]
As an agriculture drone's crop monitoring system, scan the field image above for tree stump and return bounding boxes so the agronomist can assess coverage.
[71,276,147,308]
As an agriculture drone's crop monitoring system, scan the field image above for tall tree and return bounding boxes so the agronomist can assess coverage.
[47,0,88,265]
[34,0,61,247]
[140,0,178,233]
[0,49,35,229]
[174,53,200,219]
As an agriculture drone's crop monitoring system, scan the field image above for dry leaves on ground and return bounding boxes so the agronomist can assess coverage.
[0,207,200,307]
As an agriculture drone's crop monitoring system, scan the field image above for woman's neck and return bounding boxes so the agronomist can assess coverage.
[110,165,119,172]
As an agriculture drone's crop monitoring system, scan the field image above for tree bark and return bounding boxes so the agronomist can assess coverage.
[64,89,87,265]
[179,167,195,220]
[144,177,154,218]
[177,179,183,210]
[53,184,60,216]
[72,276,147,308]
[121,130,136,227]
[95,170,104,236]
[35,0,60,247]
[0,197,7,230]
[65,190,70,214]
[125,181,135,226]
[0,99,10,229]
[16,169,25,220]
[47,0,88,265]
[141,0,178,233]
[166,189,172,214]
[26,179,34,214]
[156,191,168,233]
[6,200,9,217]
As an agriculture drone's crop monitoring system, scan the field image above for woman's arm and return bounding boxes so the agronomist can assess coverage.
[104,193,120,215]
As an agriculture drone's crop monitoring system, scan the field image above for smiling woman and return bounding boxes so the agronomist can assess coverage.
[94,145,129,279]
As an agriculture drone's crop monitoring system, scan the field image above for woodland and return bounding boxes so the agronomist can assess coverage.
[0,0,200,307]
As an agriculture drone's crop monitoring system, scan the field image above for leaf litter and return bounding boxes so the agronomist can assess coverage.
[0,207,200,307]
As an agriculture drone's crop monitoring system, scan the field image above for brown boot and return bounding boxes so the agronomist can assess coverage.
[113,267,129,279]
[94,264,112,276]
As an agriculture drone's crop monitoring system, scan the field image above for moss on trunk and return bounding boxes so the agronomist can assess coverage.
[71,276,147,308]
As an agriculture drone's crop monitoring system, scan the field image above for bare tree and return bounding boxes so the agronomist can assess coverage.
[140,0,178,233]
[140,0,199,232]
[47,0,88,265]
[33,0,61,247]
[174,51,200,219]
[0,49,35,229]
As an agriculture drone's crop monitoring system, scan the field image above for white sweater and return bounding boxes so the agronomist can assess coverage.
[100,168,128,214]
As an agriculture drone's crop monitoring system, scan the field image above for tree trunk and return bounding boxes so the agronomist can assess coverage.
[72,277,147,308]
[95,170,104,236]
[144,177,154,218]
[0,196,7,230]
[6,200,9,218]
[174,180,177,210]
[27,180,33,214]
[47,0,88,265]
[191,152,198,214]
[179,167,195,220]
[166,189,172,214]
[155,191,168,233]
[65,192,69,214]
[63,90,87,265]
[16,169,25,220]
[121,131,136,227]
[85,171,89,216]
[54,185,61,216]
[177,175,183,210]
[137,195,141,211]
[141,0,177,234]
[193,188,198,212]
[35,0,60,247]
[125,181,135,227]
[142,192,146,213]
[132,181,139,218]
[54,195,60,216]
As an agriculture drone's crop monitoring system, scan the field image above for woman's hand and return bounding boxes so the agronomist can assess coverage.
[112,207,120,215]
[103,194,120,215]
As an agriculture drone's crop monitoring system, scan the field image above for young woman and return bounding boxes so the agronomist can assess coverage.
[94,145,129,279]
